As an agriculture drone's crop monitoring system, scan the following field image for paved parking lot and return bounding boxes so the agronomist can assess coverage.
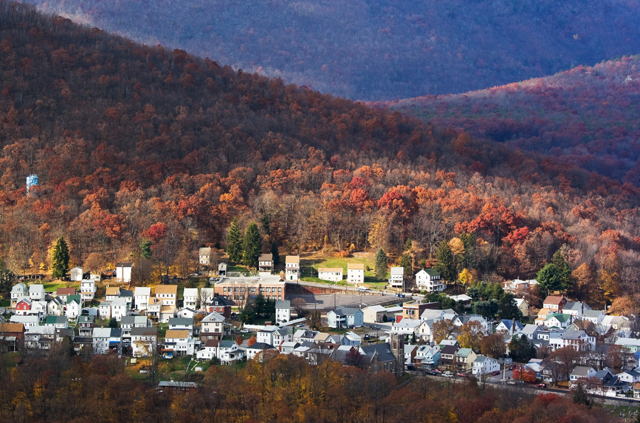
[289,293,405,310]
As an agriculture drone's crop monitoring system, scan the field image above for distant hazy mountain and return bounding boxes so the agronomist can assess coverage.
[385,56,640,184]
[18,0,640,100]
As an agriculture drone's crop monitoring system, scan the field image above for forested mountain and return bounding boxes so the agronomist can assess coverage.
[384,56,640,185]
[1,1,640,310]
[16,0,640,100]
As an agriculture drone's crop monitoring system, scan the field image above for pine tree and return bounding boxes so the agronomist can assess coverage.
[227,217,243,263]
[140,240,152,259]
[552,250,571,291]
[375,248,388,280]
[537,263,563,296]
[435,240,456,283]
[260,214,271,237]
[270,240,280,266]
[399,253,413,278]
[51,237,70,279]
[242,222,262,268]
[404,238,412,251]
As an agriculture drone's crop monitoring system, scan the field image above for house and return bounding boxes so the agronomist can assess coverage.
[582,310,606,325]
[275,300,291,323]
[285,256,300,281]
[521,324,540,341]
[206,295,233,318]
[99,302,112,319]
[363,305,388,323]
[157,381,197,392]
[570,366,597,386]
[15,298,32,316]
[256,327,283,346]
[197,339,221,360]
[601,315,629,330]
[615,338,640,353]
[218,340,243,364]
[245,342,278,361]
[340,331,362,347]
[111,298,128,321]
[472,355,500,376]
[105,287,121,302]
[401,302,428,320]
[258,254,274,273]
[391,319,431,341]
[415,269,445,292]
[346,263,365,284]
[70,267,83,282]
[116,263,132,283]
[146,297,162,321]
[318,268,343,282]
[388,267,404,288]
[535,308,553,326]
[294,330,318,344]
[183,288,199,309]
[29,284,45,301]
[514,298,529,317]
[440,344,459,369]
[10,315,39,328]
[119,289,134,307]
[164,330,194,356]
[29,300,47,320]
[199,247,214,266]
[496,319,524,336]
[543,296,567,312]
[619,369,640,384]
[361,342,401,375]
[10,283,27,307]
[78,315,95,336]
[93,327,122,355]
[545,313,572,328]
[155,285,178,306]
[131,327,158,357]
[414,345,441,368]
[44,315,68,329]
[453,314,489,334]
[134,287,151,311]
[80,279,96,302]
[218,262,227,276]
[65,295,82,320]
[199,287,214,305]
[177,307,198,319]
[504,279,538,293]
[0,323,25,352]
[121,316,151,337]
[455,348,478,372]
[25,326,56,351]
[447,294,472,307]
[159,305,177,323]
[327,308,364,328]
[549,329,595,351]
[169,317,195,336]
[56,287,77,303]
[562,301,591,318]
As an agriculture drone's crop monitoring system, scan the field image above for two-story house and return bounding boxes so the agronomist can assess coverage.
[169,317,195,337]
[276,300,291,323]
[200,311,225,342]
[562,301,591,318]
[318,268,343,282]
[93,327,122,355]
[388,267,404,288]
[183,288,199,309]
[15,298,32,316]
[65,295,82,320]
[10,283,27,307]
[347,263,365,284]
[155,285,178,306]
[327,308,364,328]
[111,298,129,321]
[455,348,478,372]
[131,327,158,357]
[44,315,68,329]
[116,263,132,283]
[29,284,45,301]
[285,256,300,281]
[80,279,96,302]
[549,329,596,351]
[440,344,459,370]
[206,295,232,318]
[258,254,274,273]
[199,247,214,266]
[472,355,501,376]
[99,302,112,319]
[134,287,151,311]
[415,269,446,292]
[164,330,195,356]
[77,315,95,336]
[543,296,567,312]
[414,345,441,368]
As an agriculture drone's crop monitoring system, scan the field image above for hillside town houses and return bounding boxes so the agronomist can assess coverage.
[4,274,640,402]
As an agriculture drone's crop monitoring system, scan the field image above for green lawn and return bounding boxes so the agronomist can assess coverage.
[43,282,79,291]
[157,323,168,338]
[0,298,10,307]
[302,254,389,284]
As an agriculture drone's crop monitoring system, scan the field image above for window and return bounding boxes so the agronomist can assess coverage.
[278,287,282,292]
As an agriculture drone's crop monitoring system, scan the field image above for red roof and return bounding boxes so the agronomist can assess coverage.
[543,296,565,305]
[57,288,77,296]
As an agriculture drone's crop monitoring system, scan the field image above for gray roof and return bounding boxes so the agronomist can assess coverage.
[390,267,404,276]
[259,254,273,261]
[362,343,397,363]
[219,340,236,348]
[521,324,539,335]
[571,366,594,377]
[583,310,604,318]
[120,289,133,297]
[158,381,197,388]
[78,315,95,324]
[121,316,136,325]
[168,317,194,327]
[562,330,587,340]
[275,300,291,309]
[246,342,276,351]
[201,312,225,323]
[331,308,361,317]
[131,327,157,336]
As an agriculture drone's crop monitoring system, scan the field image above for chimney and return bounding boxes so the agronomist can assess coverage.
[512,318,516,335]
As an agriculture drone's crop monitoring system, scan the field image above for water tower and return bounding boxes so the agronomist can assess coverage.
[26,174,38,196]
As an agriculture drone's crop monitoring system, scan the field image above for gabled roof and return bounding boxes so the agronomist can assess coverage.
[0,323,24,333]
[106,287,120,296]
[441,345,459,355]
[456,348,474,358]
[561,330,587,340]
[285,255,300,264]
[547,313,571,323]
[201,312,225,323]
[347,263,365,270]
[11,283,26,293]
[259,254,273,261]
[165,329,190,339]
[425,268,440,276]
[45,315,67,325]
[275,300,290,309]
[116,263,133,267]
[583,310,604,318]
[331,307,361,316]
[246,342,276,351]
[135,287,151,296]
[394,319,423,329]
[543,296,565,305]
[155,285,178,295]
[500,319,524,331]
[318,267,343,272]
[131,327,157,336]
[168,317,194,327]
[29,284,45,292]
[78,315,95,324]
[390,267,404,276]
[362,343,396,363]
[571,366,595,377]
[183,288,198,297]
[220,340,236,348]
[119,289,133,298]
[67,295,82,304]
[56,287,76,296]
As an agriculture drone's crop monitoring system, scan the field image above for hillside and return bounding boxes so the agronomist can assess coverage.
[1,2,640,309]
[385,56,640,184]
[16,0,640,100]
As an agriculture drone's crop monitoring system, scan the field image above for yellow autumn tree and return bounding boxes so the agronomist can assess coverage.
[459,268,473,287]
[448,237,465,256]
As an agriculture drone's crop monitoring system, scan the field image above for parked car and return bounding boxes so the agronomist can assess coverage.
[536,383,546,388]
[443,371,454,378]
[240,328,250,333]
[433,368,442,373]
[456,373,467,378]
[492,370,501,376]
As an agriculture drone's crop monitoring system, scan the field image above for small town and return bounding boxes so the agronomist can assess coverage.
[1,245,639,416]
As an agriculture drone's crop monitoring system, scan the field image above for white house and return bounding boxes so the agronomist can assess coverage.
[570,366,597,385]
[392,319,431,341]
[285,256,300,281]
[495,319,524,336]
[134,287,151,311]
[80,279,96,302]
[159,305,177,323]
[70,267,83,282]
[503,279,537,293]
[164,330,195,356]
[276,300,291,323]
[618,369,640,384]
[168,317,195,336]
[65,297,82,320]
[219,340,242,364]
[116,263,132,283]
[318,268,343,282]
[197,340,221,360]
[218,262,227,276]
[93,327,122,355]
[10,283,27,307]
[111,298,128,322]
[30,300,48,320]
[245,342,277,361]
[582,310,605,325]
[549,329,595,351]
[415,269,445,292]
[472,355,500,376]
[388,267,404,288]
[47,297,64,317]
[10,315,39,328]
[131,327,158,357]
[155,285,178,306]
[562,301,591,318]
[29,284,45,301]
[199,247,213,266]
[201,312,225,341]
[99,302,112,319]
[183,288,198,309]
[347,263,365,284]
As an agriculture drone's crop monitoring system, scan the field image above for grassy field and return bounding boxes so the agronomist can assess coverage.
[602,403,639,419]
[301,253,390,287]
[0,298,10,307]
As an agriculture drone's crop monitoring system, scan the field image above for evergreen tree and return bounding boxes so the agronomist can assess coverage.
[51,237,70,279]
[270,240,280,266]
[399,253,413,279]
[242,222,262,268]
[435,240,456,283]
[572,383,590,406]
[140,240,152,259]
[404,238,412,251]
[497,292,522,320]
[227,217,243,263]
[375,248,388,280]
[260,214,271,237]
[552,249,572,291]
[537,263,565,296]
[459,232,477,270]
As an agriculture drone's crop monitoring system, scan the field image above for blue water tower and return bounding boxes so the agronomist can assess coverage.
[26,174,38,196]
